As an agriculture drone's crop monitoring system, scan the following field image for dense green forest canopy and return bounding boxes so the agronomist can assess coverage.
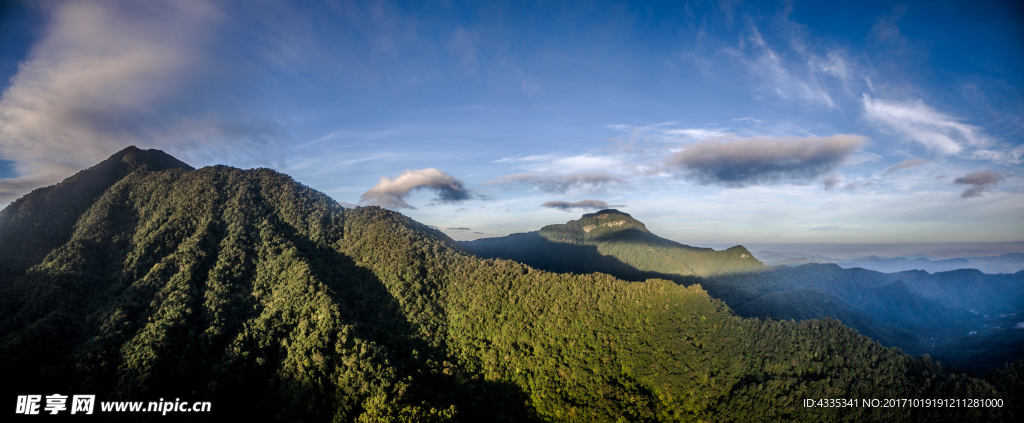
[0,147,1020,422]
[462,211,1024,373]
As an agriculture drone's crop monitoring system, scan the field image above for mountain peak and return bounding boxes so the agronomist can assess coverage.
[573,209,649,237]
[0,146,193,276]
[106,145,194,172]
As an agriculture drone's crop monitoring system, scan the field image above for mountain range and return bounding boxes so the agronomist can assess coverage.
[755,250,1024,275]
[0,147,1020,422]
[462,211,1024,372]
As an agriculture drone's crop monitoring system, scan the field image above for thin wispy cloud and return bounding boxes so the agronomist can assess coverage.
[490,172,626,194]
[809,51,854,93]
[822,175,874,191]
[807,225,849,231]
[953,170,1006,199]
[735,25,836,109]
[842,181,876,190]
[846,151,884,166]
[971,145,1024,165]
[360,168,474,208]
[862,95,991,156]
[491,154,624,174]
[540,200,626,211]
[823,175,842,190]
[882,158,927,175]
[667,135,866,187]
[608,124,728,143]
[491,154,555,164]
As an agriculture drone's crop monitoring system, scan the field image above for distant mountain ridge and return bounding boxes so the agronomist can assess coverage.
[755,250,1024,274]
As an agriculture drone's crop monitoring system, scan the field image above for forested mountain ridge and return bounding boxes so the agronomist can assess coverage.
[460,208,1024,373]
[0,147,1019,421]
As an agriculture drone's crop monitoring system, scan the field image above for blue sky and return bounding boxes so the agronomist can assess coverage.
[0,0,1022,254]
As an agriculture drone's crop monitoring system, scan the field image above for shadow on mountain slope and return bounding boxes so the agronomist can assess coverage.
[461,231,705,287]
[461,232,902,348]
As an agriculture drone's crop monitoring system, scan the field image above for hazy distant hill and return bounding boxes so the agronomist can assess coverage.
[0,148,1019,421]
[755,250,1024,274]
[753,250,837,267]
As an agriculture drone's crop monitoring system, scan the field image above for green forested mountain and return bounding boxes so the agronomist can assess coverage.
[461,210,1024,373]
[0,147,1019,422]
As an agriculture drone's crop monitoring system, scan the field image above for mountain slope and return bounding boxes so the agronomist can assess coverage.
[0,146,193,282]
[0,150,1017,421]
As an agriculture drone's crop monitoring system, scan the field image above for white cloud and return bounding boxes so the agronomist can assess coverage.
[730,25,837,109]
[971,145,1024,165]
[360,168,474,208]
[607,123,728,143]
[751,44,835,109]
[501,154,624,174]
[491,154,555,164]
[549,155,621,172]
[846,151,883,166]
[862,95,991,155]
[810,50,853,92]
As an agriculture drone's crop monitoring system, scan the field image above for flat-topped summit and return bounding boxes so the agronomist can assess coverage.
[462,209,765,279]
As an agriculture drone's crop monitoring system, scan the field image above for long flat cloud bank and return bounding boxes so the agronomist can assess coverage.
[360,168,473,208]
[667,135,866,186]
[541,200,625,211]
